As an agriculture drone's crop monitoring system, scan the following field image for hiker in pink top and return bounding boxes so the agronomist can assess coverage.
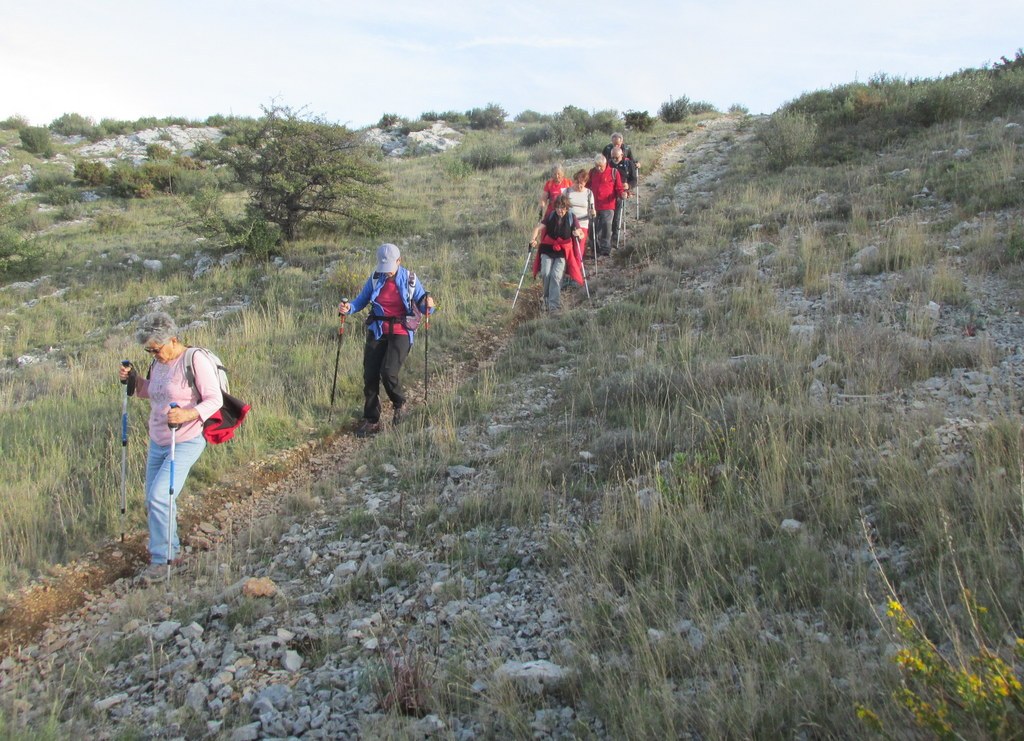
[118,311,221,582]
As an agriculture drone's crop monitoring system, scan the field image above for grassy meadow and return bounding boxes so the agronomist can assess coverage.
[2,58,1024,736]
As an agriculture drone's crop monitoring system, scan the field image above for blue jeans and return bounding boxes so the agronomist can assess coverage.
[145,436,205,564]
[539,253,566,311]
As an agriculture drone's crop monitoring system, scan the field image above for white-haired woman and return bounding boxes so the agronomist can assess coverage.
[118,311,221,581]
[539,164,572,218]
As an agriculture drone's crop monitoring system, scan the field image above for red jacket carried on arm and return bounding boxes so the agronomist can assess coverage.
[532,211,584,286]
[587,166,625,211]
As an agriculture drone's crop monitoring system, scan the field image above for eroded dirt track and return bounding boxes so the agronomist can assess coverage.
[0,125,708,660]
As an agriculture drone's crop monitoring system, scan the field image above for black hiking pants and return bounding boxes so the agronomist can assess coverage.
[362,331,411,423]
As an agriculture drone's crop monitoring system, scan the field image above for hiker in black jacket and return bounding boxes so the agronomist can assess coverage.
[609,147,636,247]
[602,132,636,165]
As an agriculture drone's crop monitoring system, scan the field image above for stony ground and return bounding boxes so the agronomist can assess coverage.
[2,114,1023,738]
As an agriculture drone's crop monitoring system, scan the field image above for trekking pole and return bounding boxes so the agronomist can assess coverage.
[167,402,180,582]
[573,235,590,300]
[635,165,640,220]
[328,297,349,422]
[512,243,533,309]
[615,200,624,252]
[119,360,135,542]
[423,297,431,403]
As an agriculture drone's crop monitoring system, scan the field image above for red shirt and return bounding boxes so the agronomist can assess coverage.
[375,278,408,335]
[587,166,624,210]
[542,177,571,216]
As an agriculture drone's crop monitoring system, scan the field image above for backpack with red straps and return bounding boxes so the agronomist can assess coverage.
[182,347,251,444]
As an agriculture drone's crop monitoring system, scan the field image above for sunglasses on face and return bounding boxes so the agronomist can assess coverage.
[143,344,164,355]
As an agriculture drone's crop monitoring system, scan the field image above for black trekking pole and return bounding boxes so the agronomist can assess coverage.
[167,402,180,583]
[512,244,533,309]
[423,296,431,403]
[328,298,349,422]
[119,360,135,542]
[635,165,640,221]
[615,200,624,252]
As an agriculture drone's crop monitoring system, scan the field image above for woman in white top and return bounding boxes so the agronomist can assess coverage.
[561,169,595,259]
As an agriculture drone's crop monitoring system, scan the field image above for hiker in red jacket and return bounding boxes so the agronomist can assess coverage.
[587,154,626,257]
[539,164,572,218]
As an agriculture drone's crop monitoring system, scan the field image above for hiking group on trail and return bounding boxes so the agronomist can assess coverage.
[523,132,640,310]
[112,131,638,582]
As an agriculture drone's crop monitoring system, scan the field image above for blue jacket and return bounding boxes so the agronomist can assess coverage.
[349,266,430,345]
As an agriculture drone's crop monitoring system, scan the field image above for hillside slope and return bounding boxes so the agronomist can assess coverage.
[2,102,1024,737]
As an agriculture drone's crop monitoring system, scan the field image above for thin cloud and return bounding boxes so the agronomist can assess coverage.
[457,36,587,51]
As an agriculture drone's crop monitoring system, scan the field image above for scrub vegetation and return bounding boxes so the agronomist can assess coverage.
[2,53,1024,737]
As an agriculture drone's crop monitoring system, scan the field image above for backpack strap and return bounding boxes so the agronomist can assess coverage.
[183,346,199,392]
[406,271,418,310]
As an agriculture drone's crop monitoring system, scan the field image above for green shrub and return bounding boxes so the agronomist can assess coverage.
[441,156,473,180]
[757,112,817,170]
[588,108,621,135]
[0,227,40,276]
[467,103,507,130]
[659,95,691,123]
[624,110,655,132]
[728,104,750,115]
[518,124,553,147]
[97,118,133,136]
[690,100,719,115]
[27,171,74,194]
[74,160,109,186]
[44,185,80,206]
[514,109,548,123]
[140,161,179,192]
[57,202,84,223]
[146,143,173,160]
[0,196,39,276]
[377,113,402,128]
[420,110,467,124]
[19,126,54,157]
[988,66,1024,116]
[913,71,994,126]
[459,142,520,170]
[49,113,98,138]
[108,162,155,198]
[0,115,29,130]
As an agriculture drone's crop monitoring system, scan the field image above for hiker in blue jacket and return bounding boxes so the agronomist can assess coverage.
[339,243,435,437]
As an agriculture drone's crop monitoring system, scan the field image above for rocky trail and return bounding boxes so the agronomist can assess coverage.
[3,113,1023,738]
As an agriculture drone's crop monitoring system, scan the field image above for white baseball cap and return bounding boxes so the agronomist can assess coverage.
[375,243,400,273]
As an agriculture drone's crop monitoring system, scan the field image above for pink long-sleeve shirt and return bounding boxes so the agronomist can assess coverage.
[134,350,223,446]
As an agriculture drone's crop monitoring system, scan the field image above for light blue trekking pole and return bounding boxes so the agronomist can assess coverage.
[119,360,134,542]
[167,402,180,582]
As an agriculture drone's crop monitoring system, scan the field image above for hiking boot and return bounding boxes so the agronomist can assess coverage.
[355,419,380,438]
[392,406,405,426]
[140,563,170,583]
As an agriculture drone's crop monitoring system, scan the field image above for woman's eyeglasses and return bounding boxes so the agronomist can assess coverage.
[143,344,164,355]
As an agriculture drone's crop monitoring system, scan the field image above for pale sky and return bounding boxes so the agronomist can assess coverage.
[3,1,1021,128]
